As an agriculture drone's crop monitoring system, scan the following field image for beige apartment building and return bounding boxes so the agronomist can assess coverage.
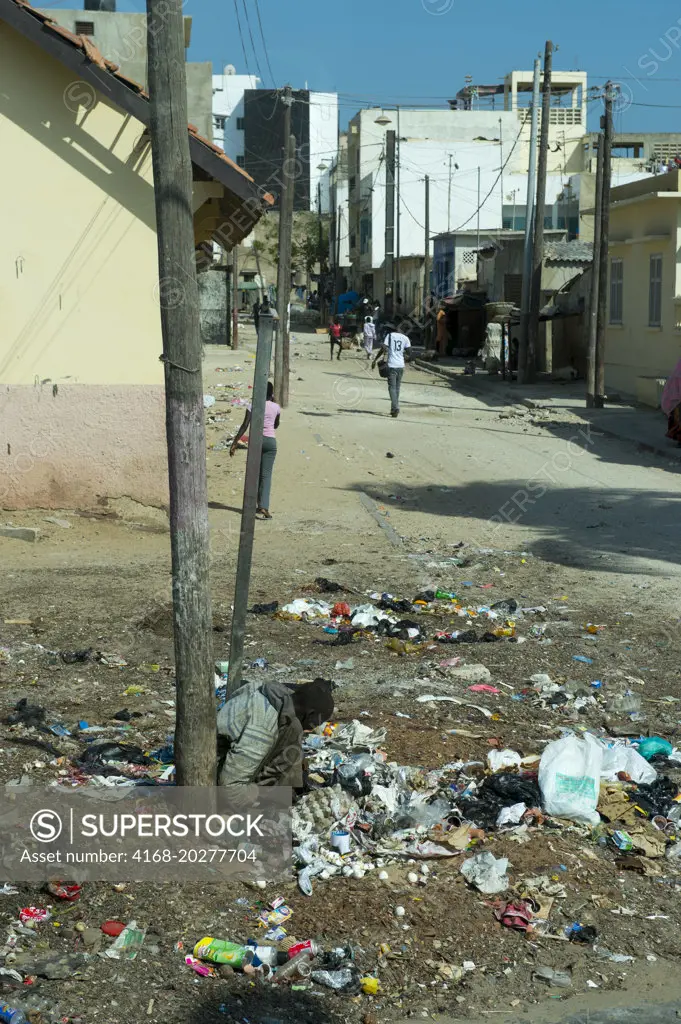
[605,170,681,405]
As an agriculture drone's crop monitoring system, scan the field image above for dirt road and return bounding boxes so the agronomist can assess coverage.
[2,326,681,1024]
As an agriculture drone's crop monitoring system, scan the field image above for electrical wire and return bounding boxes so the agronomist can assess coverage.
[232,0,252,77]
[451,110,531,232]
[253,0,277,88]
[240,0,266,87]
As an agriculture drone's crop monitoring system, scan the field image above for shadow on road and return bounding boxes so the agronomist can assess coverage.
[345,479,681,574]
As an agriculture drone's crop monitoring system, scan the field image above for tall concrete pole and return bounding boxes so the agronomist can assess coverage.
[595,82,614,408]
[518,56,541,382]
[586,133,604,407]
[384,129,396,319]
[527,40,554,383]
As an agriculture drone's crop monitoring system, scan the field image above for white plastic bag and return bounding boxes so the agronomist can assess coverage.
[539,733,602,824]
[600,741,657,785]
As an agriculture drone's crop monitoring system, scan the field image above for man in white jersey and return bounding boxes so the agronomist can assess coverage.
[372,323,411,417]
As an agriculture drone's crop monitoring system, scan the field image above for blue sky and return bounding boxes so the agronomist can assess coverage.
[46,0,681,134]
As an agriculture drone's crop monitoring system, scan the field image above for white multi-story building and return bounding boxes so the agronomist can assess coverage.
[346,69,590,302]
[344,68,681,304]
[211,68,338,213]
[211,65,260,165]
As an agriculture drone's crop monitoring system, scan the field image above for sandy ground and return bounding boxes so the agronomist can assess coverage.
[1,326,681,1023]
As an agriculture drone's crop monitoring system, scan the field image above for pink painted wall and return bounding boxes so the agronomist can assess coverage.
[0,384,169,509]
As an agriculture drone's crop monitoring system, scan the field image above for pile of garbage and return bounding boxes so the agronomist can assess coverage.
[251,588,553,651]
[3,697,175,787]
[186,901,376,994]
[290,719,681,899]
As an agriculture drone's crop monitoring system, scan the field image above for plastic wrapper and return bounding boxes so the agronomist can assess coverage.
[460,852,509,894]
[311,967,360,992]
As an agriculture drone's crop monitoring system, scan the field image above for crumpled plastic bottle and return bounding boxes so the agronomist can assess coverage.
[272,950,313,984]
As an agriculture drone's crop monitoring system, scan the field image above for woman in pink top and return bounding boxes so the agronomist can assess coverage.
[230,382,281,519]
[662,357,681,444]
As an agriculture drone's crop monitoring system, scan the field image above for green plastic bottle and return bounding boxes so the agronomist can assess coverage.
[435,589,457,601]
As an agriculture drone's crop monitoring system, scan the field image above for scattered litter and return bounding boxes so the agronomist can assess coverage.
[460,852,509,894]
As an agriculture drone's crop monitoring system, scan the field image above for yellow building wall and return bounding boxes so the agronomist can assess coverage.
[0,22,164,387]
[605,196,681,402]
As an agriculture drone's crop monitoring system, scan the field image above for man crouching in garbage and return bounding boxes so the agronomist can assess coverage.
[217,678,334,792]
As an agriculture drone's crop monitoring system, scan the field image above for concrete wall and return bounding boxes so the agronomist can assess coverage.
[42,10,212,138]
[605,182,681,401]
[41,8,148,84]
[198,268,229,346]
[185,62,213,140]
[0,22,168,508]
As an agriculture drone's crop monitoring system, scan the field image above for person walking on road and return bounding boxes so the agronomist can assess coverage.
[362,316,376,359]
[329,316,343,361]
[230,381,281,519]
[372,323,411,418]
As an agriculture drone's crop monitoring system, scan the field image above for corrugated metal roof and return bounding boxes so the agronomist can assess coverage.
[544,240,593,264]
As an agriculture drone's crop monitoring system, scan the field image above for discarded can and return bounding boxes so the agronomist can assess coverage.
[330,829,352,855]
[287,940,321,959]
[611,830,634,852]
[193,938,254,969]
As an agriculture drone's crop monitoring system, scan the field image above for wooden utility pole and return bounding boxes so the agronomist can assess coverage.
[279,132,295,407]
[518,56,541,381]
[227,310,275,694]
[595,83,614,408]
[317,181,327,326]
[527,40,554,384]
[146,0,214,786]
[384,129,396,319]
[586,133,604,408]
[231,245,239,350]
[275,86,293,406]
[335,203,342,295]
